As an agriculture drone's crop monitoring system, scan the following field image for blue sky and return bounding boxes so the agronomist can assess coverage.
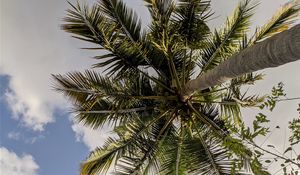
[0,75,89,175]
[0,0,300,174]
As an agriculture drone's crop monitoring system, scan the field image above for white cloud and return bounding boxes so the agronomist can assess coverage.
[7,131,45,144]
[71,118,110,150]
[0,147,39,175]
[7,131,21,140]
[5,90,54,131]
[0,0,95,131]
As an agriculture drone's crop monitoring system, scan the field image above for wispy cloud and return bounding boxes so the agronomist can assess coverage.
[7,131,21,141]
[25,135,45,144]
[7,131,45,144]
[0,147,39,175]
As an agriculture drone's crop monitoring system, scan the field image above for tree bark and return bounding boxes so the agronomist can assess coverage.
[181,24,300,101]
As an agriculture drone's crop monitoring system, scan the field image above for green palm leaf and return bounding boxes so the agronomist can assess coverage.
[173,0,212,48]
[199,0,258,73]
[53,70,157,128]
[250,0,300,44]
[80,112,176,175]
[98,0,142,42]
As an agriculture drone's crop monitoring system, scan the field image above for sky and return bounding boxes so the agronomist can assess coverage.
[0,0,300,174]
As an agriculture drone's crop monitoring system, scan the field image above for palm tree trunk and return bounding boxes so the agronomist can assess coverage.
[181,24,300,101]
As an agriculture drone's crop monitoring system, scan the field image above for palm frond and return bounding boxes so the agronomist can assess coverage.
[173,0,212,48]
[145,0,176,41]
[158,120,233,175]
[92,40,148,78]
[63,2,151,77]
[98,0,142,42]
[219,86,243,125]
[250,0,300,44]
[63,1,107,45]
[80,110,176,175]
[144,0,176,23]
[188,101,226,137]
[157,123,188,175]
[80,137,123,175]
[53,70,157,128]
[193,127,230,174]
[198,0,258,73]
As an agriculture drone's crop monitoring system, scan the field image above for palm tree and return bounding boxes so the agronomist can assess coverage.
[53,0,300,174]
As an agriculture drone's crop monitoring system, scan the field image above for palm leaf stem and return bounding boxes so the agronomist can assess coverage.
[199,87,229,96]
[157,109,178,140]
[200,0,211,18]
[132,95,177,100]
[167,59,177,86]
[72,6,165,85]
[137,69,175,93]
[187,101,225,138]
[81,142,127,174]
[249,1,300,44]
[130,130,168,175]
[191,100,239,105]
[107,1,136,43]
[56,87,177,100]
[169,56,182,90]
[275,97,300,102]
[141,122,175,175]
[55,87,100,94]
[130,148,152,174]
[111,5,164,77]
[182,46,187,87]
[175,121,184,175]
[77,107,153,114]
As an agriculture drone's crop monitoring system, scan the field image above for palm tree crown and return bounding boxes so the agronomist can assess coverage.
[53,0,300,174]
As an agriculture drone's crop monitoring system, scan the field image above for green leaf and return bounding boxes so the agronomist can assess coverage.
[98,0,143,41]
[198,0,258,73]
[250,1,300,43]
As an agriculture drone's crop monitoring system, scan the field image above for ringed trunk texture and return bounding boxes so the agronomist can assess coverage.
[181,24,300,100]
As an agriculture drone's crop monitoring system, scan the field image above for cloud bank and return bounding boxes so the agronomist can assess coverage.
[0,0,94,131]
[0,147,39,175]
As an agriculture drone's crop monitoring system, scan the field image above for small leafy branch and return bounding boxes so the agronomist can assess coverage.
[225,83,300,174]
[289,104,300,144]
[259,82,286,111]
